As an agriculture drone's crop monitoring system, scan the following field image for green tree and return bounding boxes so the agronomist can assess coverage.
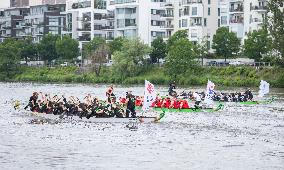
[244,29,272,62]
[83,37,105,59]
[89,43,109,76]
[37,34,59,63]
[150,36,167,63]
[108,36,125,54]
[19,37,37,63]
[167,30,188,50]
[194,37,210,66]
[165,38,196,77]
[265,0,284,65]
[112,38,151,78]
[0,40,21,77]
[212,27,240,61]
[56,35,79,61]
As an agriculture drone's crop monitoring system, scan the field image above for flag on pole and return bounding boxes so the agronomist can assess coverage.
[258,80,269,97]
[142,80,156,111]
[204,80,215,105]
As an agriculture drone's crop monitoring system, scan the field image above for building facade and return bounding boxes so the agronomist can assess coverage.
[63,0,108,48]
[0,4,66,42]
[10,0,29,7]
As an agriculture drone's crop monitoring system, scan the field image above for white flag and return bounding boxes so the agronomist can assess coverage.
[258,80,269,97]
[142,80,156,111]
[204,80,215,105]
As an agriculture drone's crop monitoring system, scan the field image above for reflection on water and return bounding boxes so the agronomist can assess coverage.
[0,82,284,170]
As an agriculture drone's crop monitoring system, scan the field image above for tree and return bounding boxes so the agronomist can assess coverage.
[19,37,37,63]
[244,29,272,62]
[112,38,151,78]
[84,37,108,76]
[83,37,105,56]
[150,36,167,63]
[0,40,21,77]
[37,34,59,63]
[167,30,188,51]
[89,43,109,76]
[194,37,210,66]
[56,35,79,61]
[265,0,284,65]
[165,38,196,77]
[108,36,126,54]
[212,27,240,61]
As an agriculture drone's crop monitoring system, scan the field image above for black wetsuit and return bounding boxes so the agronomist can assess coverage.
[126,95,136,118]
[168,82,176,96]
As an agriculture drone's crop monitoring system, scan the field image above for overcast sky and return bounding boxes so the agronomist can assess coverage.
[0,0,10,8]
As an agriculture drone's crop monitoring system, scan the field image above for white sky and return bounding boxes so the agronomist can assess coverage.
[0,0,10,8]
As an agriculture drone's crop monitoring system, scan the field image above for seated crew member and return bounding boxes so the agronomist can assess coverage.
[192,92,202,109]
[125,91,136,118]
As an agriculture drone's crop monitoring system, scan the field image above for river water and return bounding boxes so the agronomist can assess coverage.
[0,82,283,170]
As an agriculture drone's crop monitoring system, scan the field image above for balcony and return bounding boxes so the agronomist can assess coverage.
[72,1,91,9]
[182,0,203,5]
[250,18,263,23]
[230,18,243,24]
[250,5,267,11]
[160,24,174,29]
[77,17,91,22]
[190,22,202,26]
[101,14,115,20]
[78,35,91,41]
[106,36,114,40]
[160,13,174,18]
[114,0,137,4]
[77,27,91,31]
[229,6,243,12]
[102,26,114,30]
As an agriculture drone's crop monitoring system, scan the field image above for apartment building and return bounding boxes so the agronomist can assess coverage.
[0,4,66,42]
[0,7,29,42]
[243,0,267,37]
[111,0,169,45]
[29,0,66,6]
[10,0,29,7]
[24,4,66,42]
[63,0,108,48]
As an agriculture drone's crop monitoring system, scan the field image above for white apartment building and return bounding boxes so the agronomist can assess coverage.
[243,0,267,36]
[178,0,218,48]
[29,0,66,6]
[63,0,108,48]
[111,0,169,45]
[228,0,244,39]
[218,0,229,27]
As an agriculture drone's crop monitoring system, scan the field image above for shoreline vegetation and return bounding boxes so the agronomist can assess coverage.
[1,66,284,88]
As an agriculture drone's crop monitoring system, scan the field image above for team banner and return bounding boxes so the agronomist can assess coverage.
[258,80,269,97]
[204,80,215,105]
[142,80,156,111]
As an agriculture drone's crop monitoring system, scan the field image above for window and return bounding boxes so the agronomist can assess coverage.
[204,18,207,26]
[218,8,220,16]
[208,0,211,4]
[182,19,187,27]
[192,7,197,15]
[221,16,227,25]
[208,7,211,15]
[218,19,220,27]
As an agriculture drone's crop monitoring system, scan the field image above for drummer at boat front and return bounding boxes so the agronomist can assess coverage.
[106,85,115,103]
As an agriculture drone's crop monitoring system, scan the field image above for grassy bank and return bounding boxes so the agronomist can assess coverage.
[1,66,284,88]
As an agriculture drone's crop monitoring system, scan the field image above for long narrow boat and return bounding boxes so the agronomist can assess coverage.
[239,97,275,105]
[30,111,165,123]
[136,103,224,113]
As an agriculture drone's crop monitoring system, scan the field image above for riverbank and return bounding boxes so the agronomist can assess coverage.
[1,66,284,87]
